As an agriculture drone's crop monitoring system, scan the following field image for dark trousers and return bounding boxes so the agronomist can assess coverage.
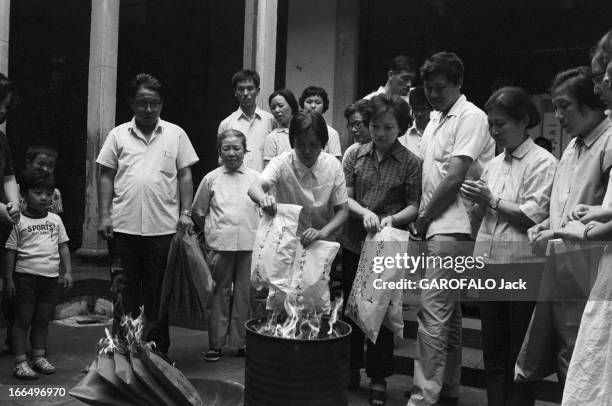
[481,298,537,406]
[111,232,173,355]
[342,249,394,379]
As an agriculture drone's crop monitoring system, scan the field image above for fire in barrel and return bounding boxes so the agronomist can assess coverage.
[245,295,351,406]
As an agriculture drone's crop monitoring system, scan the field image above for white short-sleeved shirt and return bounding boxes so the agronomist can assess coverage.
[260,151,348,237]
[192,164,260,251]
[96,118,199,236]
[473,137,558,263]
[5,213,69,277]
[420,95,494,239]
[398,125,423,158]
[263,126,342,162]
[218,107,275,172]
[363,86,410,105]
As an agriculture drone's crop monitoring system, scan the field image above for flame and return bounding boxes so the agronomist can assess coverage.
[327,292,343,336]
[119,306,155,353]
[98,328,117,355]
[256,292,343,340]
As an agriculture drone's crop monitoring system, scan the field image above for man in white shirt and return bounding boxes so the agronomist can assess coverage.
[399,86,432,157]
[408,53,494,406]
[218,70,275,172]
[97,73,199,358]
[363,55,417,104]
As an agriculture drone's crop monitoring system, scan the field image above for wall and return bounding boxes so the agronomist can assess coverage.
[285,0,338,125]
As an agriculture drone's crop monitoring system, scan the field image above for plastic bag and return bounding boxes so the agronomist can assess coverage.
[267,240,340,313]
[160,231,215,324]
[251,204,301,291]
[96,352,146,405]
[345,227,410,343]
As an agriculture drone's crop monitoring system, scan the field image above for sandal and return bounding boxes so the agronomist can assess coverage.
[32,357,56,375]
[369,382,387,406]
[204,349,222,362]
[14,361,38,380]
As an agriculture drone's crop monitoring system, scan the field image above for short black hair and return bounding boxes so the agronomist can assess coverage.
[0,73,12,102]
[268,89,299,115]
[299,86,330,113]
[26,145,58,163]
[485,87,540,129]
[289,111,328,148]
[128,73,163,100]
[20,167,54,194]
[389,55,416,75]
[420,52,464,85]
[408,87,432,109]
[344,98,374,127]
[551,67,606,113]
[370,94,411,134]
[232,70,260,89]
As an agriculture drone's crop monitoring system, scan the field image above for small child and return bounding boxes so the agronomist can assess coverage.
[19,146,63,214]
[3,146,63,355]
[4,168,73,379]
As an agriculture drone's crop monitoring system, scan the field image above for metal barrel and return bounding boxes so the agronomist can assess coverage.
[244,317,351,406]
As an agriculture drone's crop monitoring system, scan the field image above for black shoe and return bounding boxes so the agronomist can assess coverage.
[237,347,246,357]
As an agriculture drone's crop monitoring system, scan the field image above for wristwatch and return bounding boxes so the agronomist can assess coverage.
[488,197,501,210]
[180,209,192,217]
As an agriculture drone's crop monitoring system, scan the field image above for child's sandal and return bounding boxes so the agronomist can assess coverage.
[14,361,38,380]
[32,357,56,375]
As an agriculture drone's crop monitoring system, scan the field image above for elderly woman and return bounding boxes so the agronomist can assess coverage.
[263,89,299,166]
[461,87,557,406]
[192,130,260,362]
[560,31,612,406]
[249,111,348,246]
[342,94,421,405]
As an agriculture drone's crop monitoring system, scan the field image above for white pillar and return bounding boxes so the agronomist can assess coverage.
[333,0,359,152]
[0,0,10,133]
[243,0,277,109]
[76,0,119,259]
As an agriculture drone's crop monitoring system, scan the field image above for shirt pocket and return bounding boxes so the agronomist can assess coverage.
[160,150,177,176]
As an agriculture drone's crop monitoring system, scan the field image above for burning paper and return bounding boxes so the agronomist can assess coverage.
[70,310,204,406]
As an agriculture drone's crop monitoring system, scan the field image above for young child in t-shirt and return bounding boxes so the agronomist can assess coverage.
[2,146,64,355]
[19,146,63,214]
[4,168,72,379]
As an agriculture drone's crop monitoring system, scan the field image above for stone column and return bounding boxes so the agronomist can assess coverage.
[76,0,119,260]
[243,0,277,109]
[333,0,359,152]
[0,0,10,133]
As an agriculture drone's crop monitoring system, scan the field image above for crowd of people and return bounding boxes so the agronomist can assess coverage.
[1,25,612,406]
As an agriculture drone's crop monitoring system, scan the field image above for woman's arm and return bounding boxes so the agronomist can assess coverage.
[301,203,349,246]
[347,186,380,233]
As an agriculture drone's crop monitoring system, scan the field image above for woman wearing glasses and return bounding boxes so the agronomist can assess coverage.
[561,30,612,406]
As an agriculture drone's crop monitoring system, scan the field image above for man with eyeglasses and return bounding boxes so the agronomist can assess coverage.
[96,73,199,359]
[218,70,275,172]
[363,55,417,104]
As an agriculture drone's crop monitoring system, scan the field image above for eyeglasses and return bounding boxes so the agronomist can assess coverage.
[347,120,365,130]
[134,100,161,109]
